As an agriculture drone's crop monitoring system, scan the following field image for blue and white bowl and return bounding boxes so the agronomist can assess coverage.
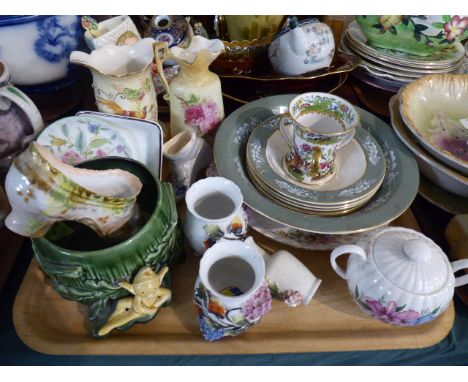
[0,16,82,86]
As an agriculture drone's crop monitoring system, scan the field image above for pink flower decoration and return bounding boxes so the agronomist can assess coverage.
[319,161,330,170]
[242,281,272,323]
[301,143,312,152]
[199,101,220,133]
[443,16,468,41]
[96,149,107,158]
[61,150,84,165]
[185,105,205,126]
[365,299,420,325]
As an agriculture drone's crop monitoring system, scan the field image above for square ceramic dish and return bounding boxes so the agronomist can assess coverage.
[36,111,163,178]
[399,74,468,175]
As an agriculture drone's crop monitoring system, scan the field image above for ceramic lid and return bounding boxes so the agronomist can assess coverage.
[371,227,450,294]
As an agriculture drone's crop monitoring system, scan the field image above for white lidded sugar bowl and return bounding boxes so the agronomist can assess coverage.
[330,227,468,326]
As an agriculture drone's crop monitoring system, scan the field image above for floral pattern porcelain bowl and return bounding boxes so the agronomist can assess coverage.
[399,74,468,175]
[331,227,468,326]
[0,16,82,85]
[356,15,468,57]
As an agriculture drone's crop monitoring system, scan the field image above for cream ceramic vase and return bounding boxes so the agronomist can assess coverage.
[70,38,161,122]
[155,36,225,137]
[5,142,142,238]
[330,227,468,326]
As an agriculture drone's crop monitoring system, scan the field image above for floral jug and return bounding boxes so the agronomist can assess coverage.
[155,36,225,137]
[70,38,164,122]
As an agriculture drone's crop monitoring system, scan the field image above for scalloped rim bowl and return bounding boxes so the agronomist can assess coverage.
[399,74,468,175]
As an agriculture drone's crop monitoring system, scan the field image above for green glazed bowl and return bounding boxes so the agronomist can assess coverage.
[31,157,183,335]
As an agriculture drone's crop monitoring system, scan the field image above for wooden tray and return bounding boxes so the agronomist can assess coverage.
[12,210,455,355]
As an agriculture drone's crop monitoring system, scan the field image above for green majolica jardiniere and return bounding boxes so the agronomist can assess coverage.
[31,157,184,337]
[356,15,468,56]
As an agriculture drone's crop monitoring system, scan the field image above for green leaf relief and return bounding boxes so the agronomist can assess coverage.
[90,138,110,148]
[61,123,69,138]
[354,285,359,299]
[442,15,451,23]
[431,22,445,29]
[395,304,406,312]
[203,224,223,237]
[75,130,86,152]
[187,94,202,105]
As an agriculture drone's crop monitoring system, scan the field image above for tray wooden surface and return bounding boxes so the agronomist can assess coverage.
[12,209,455,355]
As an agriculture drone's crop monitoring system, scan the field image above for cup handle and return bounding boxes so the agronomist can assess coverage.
[0,85,44,139]
[452,259,468,287]
[153,41,170,101]
[279,113,294,148]
[330,244,367,280]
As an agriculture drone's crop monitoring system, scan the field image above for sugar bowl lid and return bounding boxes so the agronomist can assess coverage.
[370,227,450,294]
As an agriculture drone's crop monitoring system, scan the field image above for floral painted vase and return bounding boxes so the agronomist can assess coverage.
[70,38,161,122]
[194,239,271,341]
[356,15,468,56]
[330,227,468,326]
[155,36,225,137]
[183,177,247,254]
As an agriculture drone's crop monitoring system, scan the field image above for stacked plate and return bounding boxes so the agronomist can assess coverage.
[245,115,386,216]
[341,21,465,90]
[389,74,468,198]
[214,94,419,240]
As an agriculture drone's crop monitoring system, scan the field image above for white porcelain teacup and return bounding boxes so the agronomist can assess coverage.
[280,92,359,185]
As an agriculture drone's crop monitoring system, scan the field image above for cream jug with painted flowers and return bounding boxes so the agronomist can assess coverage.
[155,36,225,138]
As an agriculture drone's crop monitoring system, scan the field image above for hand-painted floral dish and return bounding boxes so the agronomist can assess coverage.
[389,94,468,198]
[347,21,465,68]
[399,74,468,175]
[246,115,385,208]
[36,112,163,178]
[214,94,419,234]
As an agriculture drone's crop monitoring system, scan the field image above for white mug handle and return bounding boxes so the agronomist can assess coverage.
[452,259,468,287]
[0,85,44,138]
[330,244,367,280]
[279,113,295,149]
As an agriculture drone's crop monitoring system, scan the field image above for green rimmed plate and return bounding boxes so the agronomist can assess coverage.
[214,94,419,234]
[246,115,386,207]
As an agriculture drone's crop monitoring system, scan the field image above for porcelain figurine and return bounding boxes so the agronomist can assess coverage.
[163,130,213,200]
[184,177,247,254]
[155,36,225,137]
[280,92,357,185]
[82,15,141,50]
[194,239,272,341]
[330,227,468,326]
[70,38,161,122]
[5,142,142,238]
[144,15,192,49]
[245,237,322,306]
[356,15,468,56]
[30,157,184,337]
[0,16,82,86]
[0,59,44,170]
[268,17,335,76]
[97,266,171,336]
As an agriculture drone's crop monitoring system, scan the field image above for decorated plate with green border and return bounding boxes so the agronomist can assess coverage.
[246,115,385,206]
[214,94,419,234]
[347,21,465,68]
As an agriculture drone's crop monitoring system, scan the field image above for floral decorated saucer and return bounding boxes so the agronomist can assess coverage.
[246,115,385,207]
[36,112,163,178]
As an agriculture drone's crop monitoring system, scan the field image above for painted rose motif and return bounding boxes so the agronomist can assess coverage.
[179,94,222,135]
